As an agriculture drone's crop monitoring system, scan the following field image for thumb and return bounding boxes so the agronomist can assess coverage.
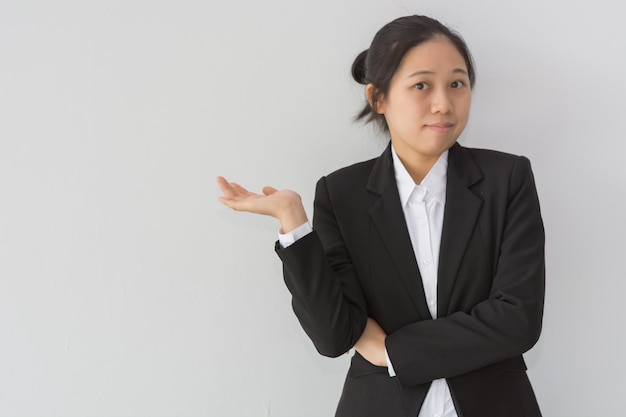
[262,186,278,195]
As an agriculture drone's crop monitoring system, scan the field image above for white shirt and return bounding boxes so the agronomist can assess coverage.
[391,147,457,417]
[278,146,457,417]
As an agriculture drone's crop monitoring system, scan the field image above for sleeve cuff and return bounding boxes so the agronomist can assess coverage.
[385,348,396,377]
[278,222,313,248]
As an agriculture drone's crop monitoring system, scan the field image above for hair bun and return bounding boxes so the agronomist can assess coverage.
[351,49,368,84]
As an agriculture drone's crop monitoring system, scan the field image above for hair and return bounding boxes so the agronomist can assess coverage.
[352,15,476,132]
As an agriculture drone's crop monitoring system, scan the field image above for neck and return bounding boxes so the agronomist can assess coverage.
[394,151,439,185]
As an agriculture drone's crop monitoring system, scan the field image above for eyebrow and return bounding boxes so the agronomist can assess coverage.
[406,68,468,78]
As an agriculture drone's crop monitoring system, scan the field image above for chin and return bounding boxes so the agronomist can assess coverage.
[427,140,456,155]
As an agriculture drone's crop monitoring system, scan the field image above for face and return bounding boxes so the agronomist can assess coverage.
[372,37,472,168]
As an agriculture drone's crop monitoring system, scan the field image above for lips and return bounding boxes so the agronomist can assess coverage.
[426,122,454,133]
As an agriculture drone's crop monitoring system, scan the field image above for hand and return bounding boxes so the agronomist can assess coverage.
[216,176,308,233]
[353,318,387,367]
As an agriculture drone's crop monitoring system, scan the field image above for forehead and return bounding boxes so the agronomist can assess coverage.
[395,37,467,76]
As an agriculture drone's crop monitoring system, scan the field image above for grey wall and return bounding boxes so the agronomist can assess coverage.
[1,0,625,416]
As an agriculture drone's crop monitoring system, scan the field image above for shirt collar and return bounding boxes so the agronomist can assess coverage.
[391,145,448,207]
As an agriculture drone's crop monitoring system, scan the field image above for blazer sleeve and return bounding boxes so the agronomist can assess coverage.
[386,155,545,388]
[275,176,368,357]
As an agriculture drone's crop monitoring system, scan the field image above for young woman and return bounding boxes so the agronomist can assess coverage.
[217,15,545,417]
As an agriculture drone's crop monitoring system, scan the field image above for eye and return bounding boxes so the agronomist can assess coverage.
[414,82,429,90]
[451,80,465,88]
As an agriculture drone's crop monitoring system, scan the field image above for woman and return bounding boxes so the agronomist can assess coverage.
[217,15,544,417]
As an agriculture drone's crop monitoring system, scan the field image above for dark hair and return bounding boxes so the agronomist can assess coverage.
[352,15,476,132]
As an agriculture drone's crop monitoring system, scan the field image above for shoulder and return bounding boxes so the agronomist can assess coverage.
[321,156,378,188]
[311,152,385,209]
[454,144,538,204]
[460,144,526,164]
[455,143,533,177]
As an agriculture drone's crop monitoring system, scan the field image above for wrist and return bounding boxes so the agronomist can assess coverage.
[278,197,308,233]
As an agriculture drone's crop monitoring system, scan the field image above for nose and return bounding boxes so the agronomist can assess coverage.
[430,88,452,114]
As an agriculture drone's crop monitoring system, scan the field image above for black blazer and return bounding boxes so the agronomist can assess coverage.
[276,142,545,417]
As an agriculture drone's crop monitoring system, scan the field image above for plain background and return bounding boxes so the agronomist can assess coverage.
[1,0,625,416]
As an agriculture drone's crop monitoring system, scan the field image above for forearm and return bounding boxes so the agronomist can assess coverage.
[386,292,543,387]
[276,232,367,357]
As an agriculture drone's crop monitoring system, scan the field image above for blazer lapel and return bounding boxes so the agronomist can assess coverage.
[437,143,484,317]
[366,144,432,321]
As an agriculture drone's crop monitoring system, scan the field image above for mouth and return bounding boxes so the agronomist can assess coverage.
[426,123,454,133]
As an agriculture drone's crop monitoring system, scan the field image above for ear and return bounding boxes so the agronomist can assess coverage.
[366,83,385,114]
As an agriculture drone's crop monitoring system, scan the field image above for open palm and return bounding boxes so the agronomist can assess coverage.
[216,176,308,232]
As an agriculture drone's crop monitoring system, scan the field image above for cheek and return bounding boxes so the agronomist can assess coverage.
[458,94,472,116]
[397,99,428,120]
[384,92,429,126]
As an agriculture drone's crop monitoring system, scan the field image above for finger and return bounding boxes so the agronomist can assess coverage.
[262,186,278,195]
[216,176,228,190]
[217,196,237,209]
[219,195,269,215]
[216,176,238,198]
[231,182,255,196]
[218,196,248,211]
